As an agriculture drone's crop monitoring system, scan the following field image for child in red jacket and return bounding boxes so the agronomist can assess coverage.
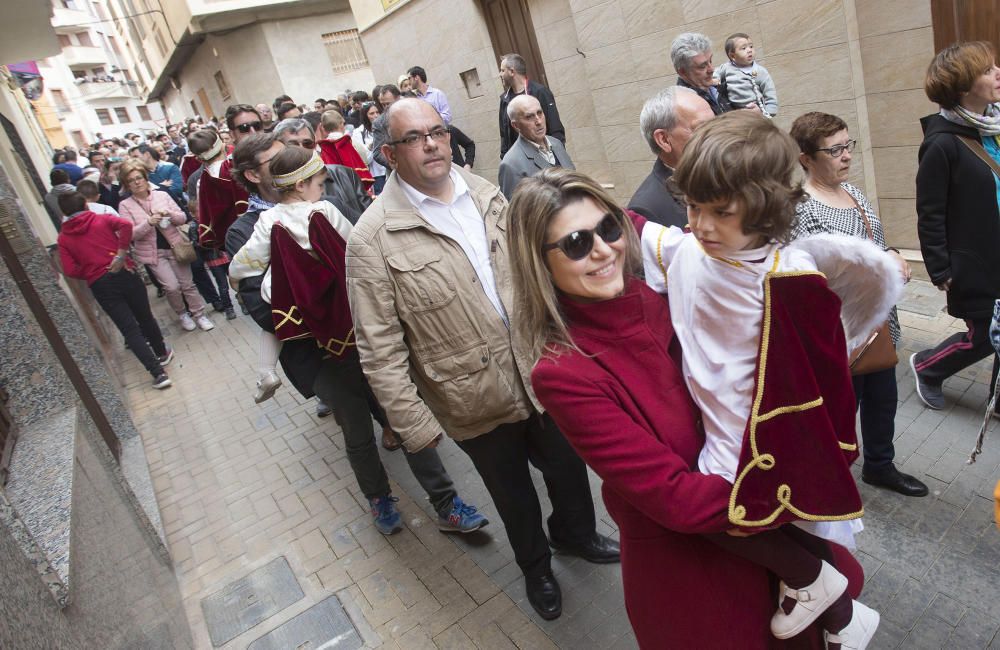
[57,191,173,389]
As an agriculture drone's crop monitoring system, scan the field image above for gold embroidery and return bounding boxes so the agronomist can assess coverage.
[272,305,303,330]
[655,226,668,285]
[728,265,864,527]
[319,328,357,355]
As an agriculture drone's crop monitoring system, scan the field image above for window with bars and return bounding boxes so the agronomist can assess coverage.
[114,106,130,122]
[137,105,151,121]
[321,29,368,73]
[96,108,113,125]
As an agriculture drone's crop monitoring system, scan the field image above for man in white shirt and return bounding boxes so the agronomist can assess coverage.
[346,98,617,622]
[498,94,575,199]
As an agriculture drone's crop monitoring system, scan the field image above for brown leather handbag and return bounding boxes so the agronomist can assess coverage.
[846,192,898,375]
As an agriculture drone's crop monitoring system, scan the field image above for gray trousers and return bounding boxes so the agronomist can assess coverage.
[312,358,456,515]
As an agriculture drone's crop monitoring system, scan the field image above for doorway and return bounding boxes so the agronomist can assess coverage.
[480,0,548,87]
[931,0,1000,52]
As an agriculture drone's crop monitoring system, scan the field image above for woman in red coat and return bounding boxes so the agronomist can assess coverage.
[508,168,862,649]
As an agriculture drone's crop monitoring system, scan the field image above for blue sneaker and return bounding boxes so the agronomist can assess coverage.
[438,496,488,533]
[369,495,403,535]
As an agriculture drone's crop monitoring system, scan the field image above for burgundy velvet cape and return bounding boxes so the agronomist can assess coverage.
[196,158,249,249]
[532,279,862,649]
[268,210,357,362]
[730,271,863,530]
[316,138,374,190]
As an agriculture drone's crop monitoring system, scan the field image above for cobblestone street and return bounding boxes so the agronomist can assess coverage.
[125,278,1000,649]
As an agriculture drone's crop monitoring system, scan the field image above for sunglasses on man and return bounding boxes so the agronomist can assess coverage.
[235,121,263,134]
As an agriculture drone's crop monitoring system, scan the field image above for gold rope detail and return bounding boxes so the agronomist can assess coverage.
[655,225,668,285]
[756,397,824,424]
[272,305,303,330]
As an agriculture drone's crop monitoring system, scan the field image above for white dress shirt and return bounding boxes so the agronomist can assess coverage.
[398,168,508,326]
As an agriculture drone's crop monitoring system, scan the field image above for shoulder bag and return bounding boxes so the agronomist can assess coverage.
[845,190,898,375]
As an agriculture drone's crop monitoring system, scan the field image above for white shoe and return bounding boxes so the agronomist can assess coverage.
[825,600,879,649]
[195,315,215,331]
[254,371,281,404]
[771,560,849,639]
[178,313,196,331]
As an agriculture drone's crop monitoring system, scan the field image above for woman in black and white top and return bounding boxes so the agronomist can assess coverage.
[790,111,928,499]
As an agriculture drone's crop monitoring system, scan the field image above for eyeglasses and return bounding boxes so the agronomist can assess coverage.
[542,213,624,261]
[387,128,449,148]
[234,121,263,134]
[815,139,856,157]
[125,175,145,185]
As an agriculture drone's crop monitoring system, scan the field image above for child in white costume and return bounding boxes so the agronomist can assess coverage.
[636,112,900,649]
[229,147,352,403]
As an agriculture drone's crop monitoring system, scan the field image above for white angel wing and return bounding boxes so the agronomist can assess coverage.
[788,233,904,350]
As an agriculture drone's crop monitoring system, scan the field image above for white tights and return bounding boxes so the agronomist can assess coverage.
[258,330,282,378]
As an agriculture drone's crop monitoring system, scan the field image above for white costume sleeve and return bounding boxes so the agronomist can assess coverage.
[639,223,686,294]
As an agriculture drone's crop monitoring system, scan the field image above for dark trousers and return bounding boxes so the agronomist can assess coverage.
[90,269,165,377]
[455,413,597,578]
[311,359,456,514]
[706,525,852,630]
[206,261,232,309]
[914,318,1000,392]
[190,256,221,306]
[852,366,897,471]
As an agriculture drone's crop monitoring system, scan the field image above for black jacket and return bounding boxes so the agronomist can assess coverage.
[322,164,372,224]
[627,159,687,228]
[499,79,565,159]
[449,125,476,168]
[916,114,1000,319]
[677,77,729,115]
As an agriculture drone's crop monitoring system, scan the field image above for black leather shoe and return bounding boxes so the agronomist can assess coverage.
[862,465,929,497]
[549,532,621,564]
[525,573,561,620]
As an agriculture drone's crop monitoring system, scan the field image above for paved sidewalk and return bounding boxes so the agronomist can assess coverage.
[122,279,999,649]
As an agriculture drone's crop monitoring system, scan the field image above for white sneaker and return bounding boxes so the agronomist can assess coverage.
[771,560,849,639]
[195,315,215,331]
[178,313,196,331]
[254,371,281,404]
[825,600,879,649]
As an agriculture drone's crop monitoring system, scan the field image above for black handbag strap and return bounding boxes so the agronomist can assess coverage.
[957,135,1000,180]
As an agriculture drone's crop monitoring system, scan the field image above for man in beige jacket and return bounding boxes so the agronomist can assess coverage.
[346,99,618,621]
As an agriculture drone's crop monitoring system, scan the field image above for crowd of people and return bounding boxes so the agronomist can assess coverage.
[48,35,1000,649]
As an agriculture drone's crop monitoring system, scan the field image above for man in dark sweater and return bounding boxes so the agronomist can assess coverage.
[56,191,172,389]
[498,53,565,159]
[671,33,730,116]
[628,87,715,227]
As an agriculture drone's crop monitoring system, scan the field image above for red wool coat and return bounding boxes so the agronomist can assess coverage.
[531,279,862,649]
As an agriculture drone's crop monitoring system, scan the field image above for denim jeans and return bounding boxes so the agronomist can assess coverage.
[312,358,456,514]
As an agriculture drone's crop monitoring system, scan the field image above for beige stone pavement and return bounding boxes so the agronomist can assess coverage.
[121,278,1000,650]
[125,295,578,649]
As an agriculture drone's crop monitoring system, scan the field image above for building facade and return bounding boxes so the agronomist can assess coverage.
[346,0,961,250]
[37,0,166,148]
[115,0,376,122]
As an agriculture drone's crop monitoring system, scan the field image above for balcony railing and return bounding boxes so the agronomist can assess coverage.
[51,7,94,33]
[63,45,107,69]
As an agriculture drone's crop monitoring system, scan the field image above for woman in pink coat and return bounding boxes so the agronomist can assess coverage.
[508,168,862,649]
[118,160,214,332]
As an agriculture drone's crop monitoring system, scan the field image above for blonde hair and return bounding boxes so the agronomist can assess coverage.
[673,110,805,244]
[321,109,345,133]
[508,168,641,365]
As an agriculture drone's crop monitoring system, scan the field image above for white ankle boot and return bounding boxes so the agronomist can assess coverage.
[825,600,879,649]
[771,560,849,639]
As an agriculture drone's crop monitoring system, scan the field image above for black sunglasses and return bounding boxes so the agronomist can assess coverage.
[235,121,263,133]
[542,213,623,261]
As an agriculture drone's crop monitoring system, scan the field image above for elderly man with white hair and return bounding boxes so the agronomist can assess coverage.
[497,94,574,199]
[628,86,716,227]
[671,32,729,115]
